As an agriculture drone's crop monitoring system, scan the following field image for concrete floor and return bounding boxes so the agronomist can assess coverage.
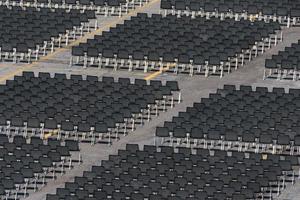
[1,1,300,199]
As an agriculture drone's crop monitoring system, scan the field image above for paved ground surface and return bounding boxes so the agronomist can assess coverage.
[0,1,300,199]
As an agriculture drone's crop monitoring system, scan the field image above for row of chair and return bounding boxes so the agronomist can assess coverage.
[0,134,80,200]
[71,13,282,78]
[160,0,300,27]
[46,144,300,200]
[0,6,96,63]
[156,85,300,155]
[264,39,300,81]
[0,0,148,16]
[0,71,181,145]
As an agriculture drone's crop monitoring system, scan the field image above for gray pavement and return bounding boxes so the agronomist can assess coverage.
[0,1,300,199]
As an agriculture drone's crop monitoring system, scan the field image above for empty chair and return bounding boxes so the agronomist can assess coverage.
[0,130,75,199]
[156,84,299,155]
[0,7,97,63]
[45,145,290,200]
[70,13,281,78]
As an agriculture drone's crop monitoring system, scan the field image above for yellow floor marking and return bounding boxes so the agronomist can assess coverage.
[144,63,176,80]
[44,129,59,139]
[0,0,159,83]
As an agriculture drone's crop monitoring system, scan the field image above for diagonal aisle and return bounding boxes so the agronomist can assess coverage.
[279,180,300,199]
